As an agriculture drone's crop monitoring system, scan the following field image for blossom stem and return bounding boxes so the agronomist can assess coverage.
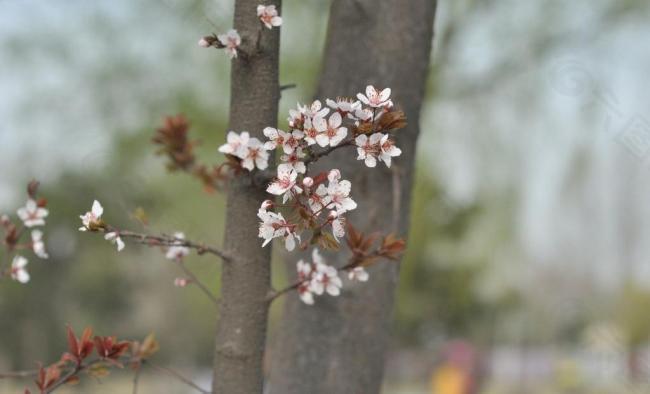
[304,137,355,167]
[175,259,220,308]
[145,361,210,394]
[106,227,232,262]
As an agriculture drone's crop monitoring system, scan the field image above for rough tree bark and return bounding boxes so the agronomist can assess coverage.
[269,1,437,393]
[211,1,280,393]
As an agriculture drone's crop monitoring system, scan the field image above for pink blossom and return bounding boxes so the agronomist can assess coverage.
[378,133,402,168]
[348,266,369,282]
[31,230,49,259]
[355,133,383,167]
[217,29,241,59]
[326,170,357,213]
[314,112,347,147]
[296,260,314,304]
[326,97,361,118]
[198,37,211,48]
[17,199,48,228]
[266,167,302,203]
[357,85,392,108]
[104,232,125,252]
[79,200,104,231]
[240,137,269,171]
[218,131,249,157]
[174,277,190,287]
[11,255,29,284]
[166,232,190,260]
[278,147,306,174]
[301,100,330,119]
[257,208,299,251]
[257,4,282,29]
[309,249,342,296]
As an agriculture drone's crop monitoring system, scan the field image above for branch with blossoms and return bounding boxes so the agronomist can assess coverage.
[0,325,208,394]
[268,225,406,304]
[77,200,226,306]
[0,181,50,285]
[201,84,407,305]
[198,5,282,59]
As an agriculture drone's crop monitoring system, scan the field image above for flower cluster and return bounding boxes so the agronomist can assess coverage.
[257,4,282,29]
[295,249,342,304]
[1,181,50,284]
[198,30,241,59]
[218,131,269,171]
[294,248,370,305]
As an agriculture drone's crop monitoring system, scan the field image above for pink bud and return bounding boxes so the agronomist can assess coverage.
[328,210,338,220]
[198,37,211,48]
[302,177,314,187]
[261,200,274,210]
[174,278,190,287]
[0,214,10,226]
[328,169,341,182]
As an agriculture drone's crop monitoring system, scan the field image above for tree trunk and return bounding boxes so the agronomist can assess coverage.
[269,1,437,393]
[211,1,280,393]
[270,0,436,394]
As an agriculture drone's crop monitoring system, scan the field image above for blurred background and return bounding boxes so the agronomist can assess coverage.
[1,0,650,393]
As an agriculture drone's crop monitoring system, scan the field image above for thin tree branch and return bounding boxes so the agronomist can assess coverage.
[0,369,38,379]
[175,259,220,308]
[104,227,232,262]
[304,138,355,169]
[147,362,210,394]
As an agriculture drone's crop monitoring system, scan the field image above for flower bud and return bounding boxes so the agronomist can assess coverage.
[328,169,341,182]
[174,278,190,287]
[261,199,274,210]
[0,214,10,226]
[302,177,314,187]
[328,210,339,220]
[198,36,219,48]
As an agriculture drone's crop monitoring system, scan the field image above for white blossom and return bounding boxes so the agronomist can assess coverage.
[326,97,361,118]
[378,133,402,167]
[325,170,357,213]
[314,112,348,147]
[355,133,383,167]
[257,208,298,251]
[198,37,211,48]
[31,230,49,259]
[357,85,392,108]
[104,232,125,252]
[296,260,314,305]
[257,4,282,29]
[241,137,269,171]
[218,131,249,157]
[309,249,342,296]
[266,167,302,203]
[302,100,330,119]
[79,200,104,231]
[217,29,241,59]
[278,147,306,174]
[11,255,29,284]
[17,199,48,228]
[166,232,190,260]
[348,266,369,282]
[331,215,346,241]
[302,116,320,146]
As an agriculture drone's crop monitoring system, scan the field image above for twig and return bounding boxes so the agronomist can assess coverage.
[132,366,142,394]
[147,362,210,394]
[105,228,232,262]
[304,138,355,168]
[280,83,297,91]
[0,369,39,379]
[175,259,220,308]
